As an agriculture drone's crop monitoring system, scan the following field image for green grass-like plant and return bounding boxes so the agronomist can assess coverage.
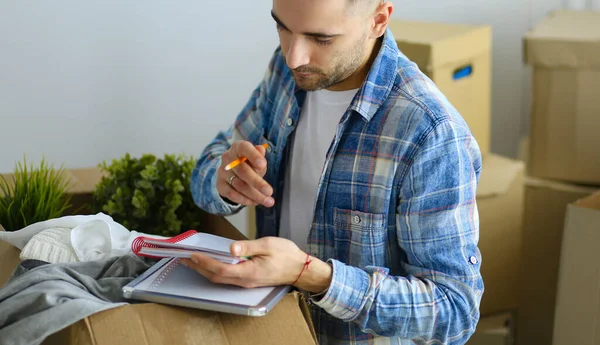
[0,157,72,231]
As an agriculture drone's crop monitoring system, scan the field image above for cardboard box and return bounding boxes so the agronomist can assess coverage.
[0,215,317,345]
[0,224,20,287]
[42,292,316,345]
[552,192,600,345]
[524,10,600,185]
[467,312,514,345]
[476,154,525,316]
[517,136,529,164]
[388,19,492,156]
[516,178,599,345]
[247,205,257,240]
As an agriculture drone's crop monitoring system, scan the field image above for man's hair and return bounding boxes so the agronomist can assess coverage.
[347,0,383,14]
[347,0,383,6]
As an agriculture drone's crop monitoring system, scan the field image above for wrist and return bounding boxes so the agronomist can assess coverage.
[294,254,333,294]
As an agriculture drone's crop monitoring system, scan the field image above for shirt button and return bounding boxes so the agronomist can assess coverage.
[266,145,272,153]
[287,118,293,126]
[469,256,478,265]
[353,215,361,224]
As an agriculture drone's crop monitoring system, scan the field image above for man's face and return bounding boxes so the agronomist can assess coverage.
[272,0,373,91]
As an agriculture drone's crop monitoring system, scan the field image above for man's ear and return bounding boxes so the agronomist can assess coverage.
[371,2,393,38]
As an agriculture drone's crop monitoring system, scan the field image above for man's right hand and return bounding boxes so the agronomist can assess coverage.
[217,140,275,207]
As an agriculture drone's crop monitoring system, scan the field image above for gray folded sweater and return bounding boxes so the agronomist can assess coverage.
[0,254,153,345]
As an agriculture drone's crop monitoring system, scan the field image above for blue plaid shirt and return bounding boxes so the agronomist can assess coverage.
[191,28,483,345]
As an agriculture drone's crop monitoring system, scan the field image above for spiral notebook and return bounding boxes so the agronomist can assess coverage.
[131,230,249,264]
[123,257,291,316]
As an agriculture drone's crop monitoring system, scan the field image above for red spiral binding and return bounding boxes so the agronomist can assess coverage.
[132,229,199,258]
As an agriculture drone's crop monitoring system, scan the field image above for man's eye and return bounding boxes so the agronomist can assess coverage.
[314,38,333,46]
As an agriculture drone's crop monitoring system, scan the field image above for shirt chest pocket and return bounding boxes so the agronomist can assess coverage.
[333,208,388,268]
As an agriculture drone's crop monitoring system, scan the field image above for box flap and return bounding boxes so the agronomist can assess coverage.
[517,181,596,345]
[80,292,317,345]
[296,291,319,344]
[0,226,21,288]
[575,191,600,210]
[476,154,524,198]
[525,177,599,194]
[552,191,600,345]
[389,19,492,71]
[68,167,105,194]
[467,313,512,345]
[524,10,600,68]
[476,312,512,334]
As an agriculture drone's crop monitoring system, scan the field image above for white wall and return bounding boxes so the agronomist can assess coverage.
[0,1,278,171]
[0,1,280,234]
[0,0,571,235]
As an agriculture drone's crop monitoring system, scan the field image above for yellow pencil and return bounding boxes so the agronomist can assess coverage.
[225,143,269,171]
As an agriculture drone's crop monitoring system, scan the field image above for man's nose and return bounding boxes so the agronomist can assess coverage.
[285,37,310,70]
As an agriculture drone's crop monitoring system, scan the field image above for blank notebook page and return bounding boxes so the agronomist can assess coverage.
[135,259,276,306]
[177,232,233,251]
[143,232,235,253]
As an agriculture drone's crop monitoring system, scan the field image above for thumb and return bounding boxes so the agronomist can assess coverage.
[230,238,271,257]
[255,144,267,157]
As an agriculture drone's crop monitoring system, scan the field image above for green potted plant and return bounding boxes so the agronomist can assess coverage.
[91,153,202,237]
[0,157,72,231]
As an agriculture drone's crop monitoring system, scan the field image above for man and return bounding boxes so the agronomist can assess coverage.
[184,0,484,344]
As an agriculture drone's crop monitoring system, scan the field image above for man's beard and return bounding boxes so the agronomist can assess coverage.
[290,35,367,91]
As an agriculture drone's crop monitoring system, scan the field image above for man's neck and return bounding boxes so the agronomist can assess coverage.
[327,37,382,92]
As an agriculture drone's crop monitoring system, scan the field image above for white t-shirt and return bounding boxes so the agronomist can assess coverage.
[279,88,358,251]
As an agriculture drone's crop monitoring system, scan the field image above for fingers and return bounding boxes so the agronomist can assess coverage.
[217,141,274,207]
[232,141,267,171]
[230,238,273,257]
[217,176,259,206]
[181,255,256,288]
[217,171,274,207]
[230,160,274,205]
[255,144,267,157]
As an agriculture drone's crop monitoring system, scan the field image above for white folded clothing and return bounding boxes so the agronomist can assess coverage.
[0,213,167,262]
[20,227,79,263]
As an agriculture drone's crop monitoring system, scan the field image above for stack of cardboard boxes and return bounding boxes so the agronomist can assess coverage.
[516,10,600,345]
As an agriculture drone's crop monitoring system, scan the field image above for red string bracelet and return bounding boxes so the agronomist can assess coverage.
[292,252,313,286]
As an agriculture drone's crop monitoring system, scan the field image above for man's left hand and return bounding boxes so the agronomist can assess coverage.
[180,237,333,293]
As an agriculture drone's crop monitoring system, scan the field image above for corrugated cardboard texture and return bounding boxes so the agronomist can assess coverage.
[466,312,513,345]
[247,205,257,240]
[389,19,492,157]
[516,179,598,345]
[525,10,600,185]
[528,66,600,185]
[476,155,525,316]
[524,10,600,69]
[388,20,492,70]
[0,226,20,288]
[46,293,316,345]
[553,192,600,345]
[517,136,529,164]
